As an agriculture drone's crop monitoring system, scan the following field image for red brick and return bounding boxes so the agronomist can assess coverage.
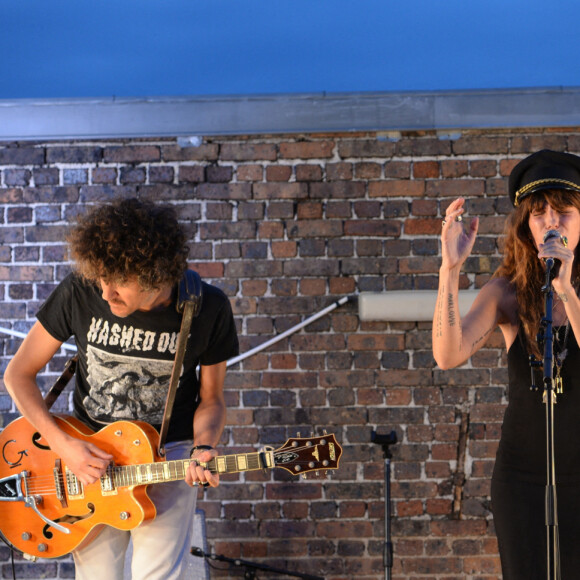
[266,165,292,181]
[442,159,469,177]
[104,145,160,163]
[295,164,323,181]
[369,180,425,197]
[413,160,439,178]
[237,164,263,181]
[279,141,334,159]
[326,162,353,180]
[253,182,308,199]
[297,201,323,219]
[220,142,277,161]
[354,162,381,179]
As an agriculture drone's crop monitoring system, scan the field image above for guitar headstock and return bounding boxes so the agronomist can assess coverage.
[272,432,342,478]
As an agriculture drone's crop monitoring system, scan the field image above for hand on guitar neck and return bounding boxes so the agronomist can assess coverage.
[186,447,219,488]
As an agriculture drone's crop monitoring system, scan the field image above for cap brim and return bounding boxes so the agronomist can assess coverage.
[513,179,580,206]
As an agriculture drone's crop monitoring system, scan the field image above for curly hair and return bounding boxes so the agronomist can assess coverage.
[494,189,580,358]
[67,198,189,290]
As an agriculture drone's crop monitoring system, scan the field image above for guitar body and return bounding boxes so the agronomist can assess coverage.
[0,415,342,560]
[0,415,161,558]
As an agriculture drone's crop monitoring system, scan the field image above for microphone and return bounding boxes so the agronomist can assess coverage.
[543,229,566,277]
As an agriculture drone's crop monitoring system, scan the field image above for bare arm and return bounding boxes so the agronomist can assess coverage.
[432,198,506,368]
[185,360,227,488]
[4,321,113,485]
[434,276,509,369]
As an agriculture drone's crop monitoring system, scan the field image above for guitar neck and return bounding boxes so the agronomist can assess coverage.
[108,449,274,487]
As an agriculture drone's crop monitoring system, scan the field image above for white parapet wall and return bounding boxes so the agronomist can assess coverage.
[358,290,480,322]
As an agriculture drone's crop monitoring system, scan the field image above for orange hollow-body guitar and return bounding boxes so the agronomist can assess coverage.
[0,415,341,559]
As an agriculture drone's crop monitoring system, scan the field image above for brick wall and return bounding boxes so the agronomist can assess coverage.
[1,128,578,579]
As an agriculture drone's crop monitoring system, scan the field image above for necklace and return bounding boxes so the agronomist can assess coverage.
[532,278,579,401]
[553,322,570,396]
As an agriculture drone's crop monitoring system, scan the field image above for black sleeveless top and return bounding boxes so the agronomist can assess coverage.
[494,326,580,484]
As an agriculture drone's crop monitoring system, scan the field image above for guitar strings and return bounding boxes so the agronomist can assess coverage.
[17,442,333,496]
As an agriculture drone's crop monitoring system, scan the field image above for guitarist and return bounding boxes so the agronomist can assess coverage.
[4,198,239,579]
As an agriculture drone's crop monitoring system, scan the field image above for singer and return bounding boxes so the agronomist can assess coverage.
[432,150,580,579]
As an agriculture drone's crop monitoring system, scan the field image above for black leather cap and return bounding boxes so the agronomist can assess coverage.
[508,149,580,206]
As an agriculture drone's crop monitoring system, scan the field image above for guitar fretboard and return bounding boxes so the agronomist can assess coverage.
[65,449,274,496]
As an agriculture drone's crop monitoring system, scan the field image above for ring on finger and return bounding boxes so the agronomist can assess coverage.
[456,215,462,222]
[442,219,447,226]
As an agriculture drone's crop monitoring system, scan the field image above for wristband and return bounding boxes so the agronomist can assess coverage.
[190,444,214,457]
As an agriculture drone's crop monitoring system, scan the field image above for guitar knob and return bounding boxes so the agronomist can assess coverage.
[21,532,31,541]
[119,512,130,520]
[37,544,48,552]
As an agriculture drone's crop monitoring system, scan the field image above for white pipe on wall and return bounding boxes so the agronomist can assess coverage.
[358,290,479,322]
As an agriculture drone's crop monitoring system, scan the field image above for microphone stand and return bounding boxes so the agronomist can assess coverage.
[540,258,561,580]
[371,430,398,580]
[190,547,324,580]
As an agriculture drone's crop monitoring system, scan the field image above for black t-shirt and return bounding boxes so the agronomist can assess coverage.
[37,273,239,442]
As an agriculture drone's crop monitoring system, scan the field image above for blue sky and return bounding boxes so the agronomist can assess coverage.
[1,0,579,99]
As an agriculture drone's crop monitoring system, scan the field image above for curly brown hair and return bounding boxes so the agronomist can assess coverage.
[494,189,580,358]
[67,198,189,290]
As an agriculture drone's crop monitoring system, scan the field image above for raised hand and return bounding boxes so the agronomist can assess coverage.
[441,197,479,271]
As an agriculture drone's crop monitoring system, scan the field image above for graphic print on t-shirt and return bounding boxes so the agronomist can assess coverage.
[83,344,173,424]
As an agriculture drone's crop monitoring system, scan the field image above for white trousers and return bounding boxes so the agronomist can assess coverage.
[73,440,197,580]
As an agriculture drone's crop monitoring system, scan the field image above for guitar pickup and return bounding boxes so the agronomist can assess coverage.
[65,468,84,499]
[100,463,118,496]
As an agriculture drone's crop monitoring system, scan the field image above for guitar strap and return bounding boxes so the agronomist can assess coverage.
[157,269,203,456]
[44,355,78,411]
[43,270,204,457]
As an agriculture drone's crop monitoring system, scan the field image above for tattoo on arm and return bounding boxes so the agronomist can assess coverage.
[447,293,456,327]
[435,285,445,338]
[471,326,493,351]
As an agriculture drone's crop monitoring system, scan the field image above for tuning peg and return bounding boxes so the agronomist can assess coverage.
[323,429,328,435]
[301,473,307,480]
[296,431,301,438]
[315,471,320,477]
